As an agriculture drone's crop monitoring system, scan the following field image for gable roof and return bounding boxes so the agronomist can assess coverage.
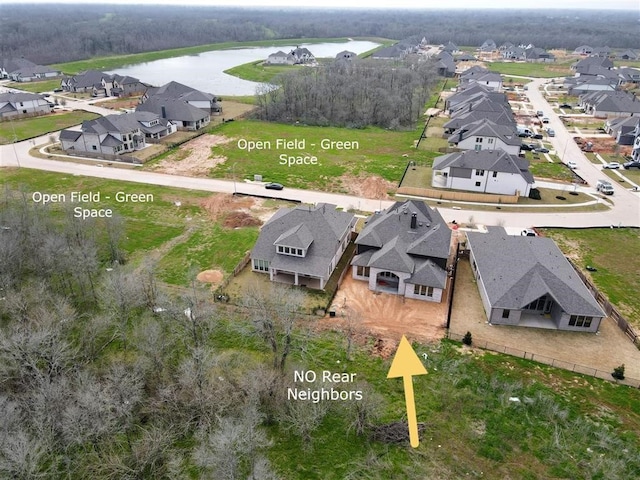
[0,92,47,104]
[251,204,354,279]
[353,200,451,288]
[467,230,605,317]
[433,149,534,184]
[444,109,514,130]
[448,119,520,146]
[136,96,210,122]
[81,113,142,135]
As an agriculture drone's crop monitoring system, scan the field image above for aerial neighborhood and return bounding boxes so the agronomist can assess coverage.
[1,5,640,478]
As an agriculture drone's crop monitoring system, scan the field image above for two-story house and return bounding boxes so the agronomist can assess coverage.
[251,204,356,290]
[447,119,521,155]
[59,113,146,155]
[0,92,51,119]
[432,149,534,197]
[351,201,451,303]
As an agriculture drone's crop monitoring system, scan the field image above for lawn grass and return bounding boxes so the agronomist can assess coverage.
[542,227,640,324]
[209,319,640,479]
[0,168,212,259]
[0,111,99,144]
[486,61,573,78]
[7,79,62,93]
[51,37,367,75]
[158,224,259,286]
[206,120,434,191]
[224,61,303,83]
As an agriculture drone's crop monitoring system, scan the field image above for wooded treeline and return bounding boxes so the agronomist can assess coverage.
[0,4,637,65]
[255,59,438,129]
[0,189,382,478]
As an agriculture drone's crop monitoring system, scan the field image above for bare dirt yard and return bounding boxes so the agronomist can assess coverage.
[197,269,224,287]
[149,134,232,176]
[337,174,395,200]
[198,193,277,225]
[450,259,640,382]
[321,274,449,347]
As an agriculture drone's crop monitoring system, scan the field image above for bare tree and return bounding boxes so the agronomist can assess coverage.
[243,283,304,371]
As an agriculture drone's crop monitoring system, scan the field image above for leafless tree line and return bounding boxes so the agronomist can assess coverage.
[0,191,383,478]
[256,59,438,130]
[1,6,637,65]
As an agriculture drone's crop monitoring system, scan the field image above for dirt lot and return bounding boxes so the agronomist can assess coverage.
[450,259,640,382]
[199,193,276,224]
[321,274,449,346]
[338,174,395,200]
[149,134,232,176]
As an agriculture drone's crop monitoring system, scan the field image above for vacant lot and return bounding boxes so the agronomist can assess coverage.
[486,61,573,78]
[542,227,640,326]
[0,110,99,144]
[6,79,61,93]
[450,259,640,382]
[206,119,434,193]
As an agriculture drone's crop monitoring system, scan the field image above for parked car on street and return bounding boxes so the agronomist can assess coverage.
[534,147,550,153]
[531,133,543,139]
[603,162,621,169]
[542,117,550,123]
[521,229,537,237]
[559,103,572,109]
[520,143,533,151]
[566,161,578,169]
[623,160,640,169]
[546,128,555,137]
[265,182,284,190]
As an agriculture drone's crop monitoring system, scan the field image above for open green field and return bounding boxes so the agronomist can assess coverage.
[543,227,640,325]
[0,110,99,144]
[0,168,211,258]
[224,60,301,83]
[7,78,61,93]
[487,61,573,78]
[205,120,435,191]
[234,329,640,479]
[158,224,259,286]
[51,37,390,75]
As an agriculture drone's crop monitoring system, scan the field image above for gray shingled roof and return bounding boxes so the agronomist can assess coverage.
[0,92,46,103]
[136,97,209,122]
[445,110,514,130]
[81,113,141,135]
[353,201,451,287]
[467,230,605,317]
[59,129,82,142]
[405,260,447,289]
[448,119,520,146]
[251,203,354,279]
[433,149,534,184]
[274,224,314,250]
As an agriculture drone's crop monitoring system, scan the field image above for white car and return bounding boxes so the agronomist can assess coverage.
[566,161,578,169]
[603,162,621,169]
[521,229,537,237]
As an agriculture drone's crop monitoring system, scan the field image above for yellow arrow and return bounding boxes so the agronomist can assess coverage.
[387,335,428,448]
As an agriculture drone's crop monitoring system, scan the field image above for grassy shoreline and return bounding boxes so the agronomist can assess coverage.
[51,37,392,75]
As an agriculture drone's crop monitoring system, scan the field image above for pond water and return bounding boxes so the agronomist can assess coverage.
[109,40,380,97]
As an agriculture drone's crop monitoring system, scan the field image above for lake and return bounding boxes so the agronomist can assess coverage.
[110,40,380,97]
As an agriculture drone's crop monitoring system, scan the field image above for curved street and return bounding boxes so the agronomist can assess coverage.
[1,81,639,229]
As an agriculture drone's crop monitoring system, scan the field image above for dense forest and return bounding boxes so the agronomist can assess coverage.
[0,4,637,65]
[255,59,438,129]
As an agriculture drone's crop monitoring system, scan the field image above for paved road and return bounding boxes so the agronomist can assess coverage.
[523,78,639,226]
[1,83,638,228]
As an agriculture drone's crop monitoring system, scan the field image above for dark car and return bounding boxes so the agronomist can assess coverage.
[534,147,550,153]
[531,133,543,139]
[623,161,640,169]
[53,88,63,93]
[520,143,533,151]
[265,182,284,190]
[559,103,572,109]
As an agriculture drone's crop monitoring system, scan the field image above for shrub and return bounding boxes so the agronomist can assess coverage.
[529,188,541,200]
[611,364,625,380]
[462,331,472,346]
